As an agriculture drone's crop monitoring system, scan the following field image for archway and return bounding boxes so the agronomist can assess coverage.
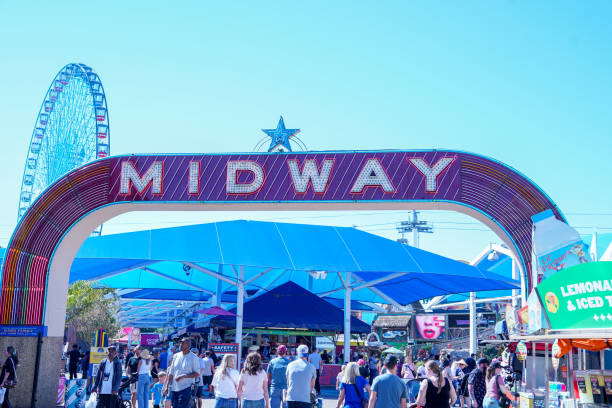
[0,150,563,406]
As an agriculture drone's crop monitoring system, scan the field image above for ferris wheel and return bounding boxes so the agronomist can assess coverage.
[18,63,110,221]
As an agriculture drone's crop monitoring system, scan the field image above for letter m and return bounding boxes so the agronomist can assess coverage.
[120,161,163,194]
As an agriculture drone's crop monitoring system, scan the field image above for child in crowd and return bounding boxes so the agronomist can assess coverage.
[336,364,347,390]
[151,371,166,408]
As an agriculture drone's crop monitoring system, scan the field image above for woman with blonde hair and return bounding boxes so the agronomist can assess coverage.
[336,362,371,408]
[238,352,270,408]
[212,354,240,408]
[416,360,457,408]
[336,365,347,391]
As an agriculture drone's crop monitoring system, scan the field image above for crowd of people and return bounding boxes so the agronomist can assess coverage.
[331,352,516,408]
[57,338,517,408]
[90,338,322,408]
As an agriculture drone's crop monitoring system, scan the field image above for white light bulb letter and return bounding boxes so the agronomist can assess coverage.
[350,159,395,193]
[408,157,455,192]
[287,159,334,193]
[188,161,200,194]
[226,161,265,194]
[120,161,163,194]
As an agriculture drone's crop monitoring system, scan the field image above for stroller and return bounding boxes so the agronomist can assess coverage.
[116,376,137,408]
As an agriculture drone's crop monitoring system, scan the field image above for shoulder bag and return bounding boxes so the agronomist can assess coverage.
[496,375,511,408]
[352,382,368,408]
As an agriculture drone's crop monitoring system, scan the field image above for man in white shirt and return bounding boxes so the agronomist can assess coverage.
[201,351,215,398]
[93,346,122,408]
[165,339,202,408]
[308,348,323,395]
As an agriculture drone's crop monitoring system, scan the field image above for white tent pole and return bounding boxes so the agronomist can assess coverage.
[469,291,477,355]
[511,259,519,309]
[236,266,245,367]
[184,262,237,286]
[144,267,214,294]
[211,267,223,342]
[344,271,352,364]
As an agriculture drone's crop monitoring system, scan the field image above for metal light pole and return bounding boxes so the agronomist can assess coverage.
[396,211,433,248]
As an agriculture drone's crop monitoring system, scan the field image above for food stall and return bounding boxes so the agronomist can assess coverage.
[508,262,612,408]
[210,282,371,385]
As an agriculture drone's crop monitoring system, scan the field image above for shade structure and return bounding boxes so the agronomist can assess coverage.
[35,219,520,334]
[211,281,371,333]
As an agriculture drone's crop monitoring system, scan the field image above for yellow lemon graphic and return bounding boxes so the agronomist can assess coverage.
[545,292,559,313]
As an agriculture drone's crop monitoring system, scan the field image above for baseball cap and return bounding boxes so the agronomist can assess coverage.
[477,357,490,366]
[358,359,365,366]
[297,344,309,357]
[277,345,287,355]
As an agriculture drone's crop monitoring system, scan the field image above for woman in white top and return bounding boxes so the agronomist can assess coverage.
[238,352,270,408]
[212,354,240,408]
[137,349,152,408]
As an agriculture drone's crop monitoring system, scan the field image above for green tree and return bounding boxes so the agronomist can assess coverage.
[66,280,120,346]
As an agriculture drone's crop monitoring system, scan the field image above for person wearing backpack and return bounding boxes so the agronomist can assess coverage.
[483,363,514,408]
[459,358,475,408]
[336,362,371,408]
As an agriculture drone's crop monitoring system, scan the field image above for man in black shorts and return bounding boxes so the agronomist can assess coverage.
[126,345,141,408]
[201,351,215,398]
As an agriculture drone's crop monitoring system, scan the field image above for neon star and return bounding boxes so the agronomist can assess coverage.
[262,116,300,152]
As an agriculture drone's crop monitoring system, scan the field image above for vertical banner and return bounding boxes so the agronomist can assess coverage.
[57,376,66,406]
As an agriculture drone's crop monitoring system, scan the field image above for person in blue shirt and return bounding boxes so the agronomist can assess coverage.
[336,362,371,408]
[267,345,291,408]
[151,371,166,408]
[159,348,169,371]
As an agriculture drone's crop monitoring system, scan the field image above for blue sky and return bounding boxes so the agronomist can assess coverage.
[0,1,611,260]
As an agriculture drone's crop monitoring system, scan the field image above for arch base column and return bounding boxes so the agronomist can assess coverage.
[0,335,63,408]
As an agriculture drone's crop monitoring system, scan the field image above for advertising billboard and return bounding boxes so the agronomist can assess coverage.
[536,262,612,330]
[414,314,446,340]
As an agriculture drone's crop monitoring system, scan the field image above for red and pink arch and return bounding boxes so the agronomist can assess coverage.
[1,150,564,335]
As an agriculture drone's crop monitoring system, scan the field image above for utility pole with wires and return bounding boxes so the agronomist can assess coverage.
[396,210,433,248]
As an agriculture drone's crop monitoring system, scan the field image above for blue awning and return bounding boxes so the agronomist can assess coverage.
[211,281,371,333]
[70,220,519,327]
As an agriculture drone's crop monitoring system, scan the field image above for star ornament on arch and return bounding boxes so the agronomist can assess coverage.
[262,116,300,152]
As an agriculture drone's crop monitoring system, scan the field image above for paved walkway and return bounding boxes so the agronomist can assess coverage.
[198,388,340,408]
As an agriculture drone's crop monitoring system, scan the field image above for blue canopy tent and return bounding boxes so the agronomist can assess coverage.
[68,220,519,359]
[211,281,371,333]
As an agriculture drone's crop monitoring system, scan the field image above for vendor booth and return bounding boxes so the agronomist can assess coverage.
[211,281,370,385]
[508,262,612,408]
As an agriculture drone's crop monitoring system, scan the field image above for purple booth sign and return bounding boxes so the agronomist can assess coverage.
[1,150,564,326]
[140,333,160,346]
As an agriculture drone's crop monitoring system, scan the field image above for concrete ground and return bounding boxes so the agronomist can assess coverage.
[198,388,340,408]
